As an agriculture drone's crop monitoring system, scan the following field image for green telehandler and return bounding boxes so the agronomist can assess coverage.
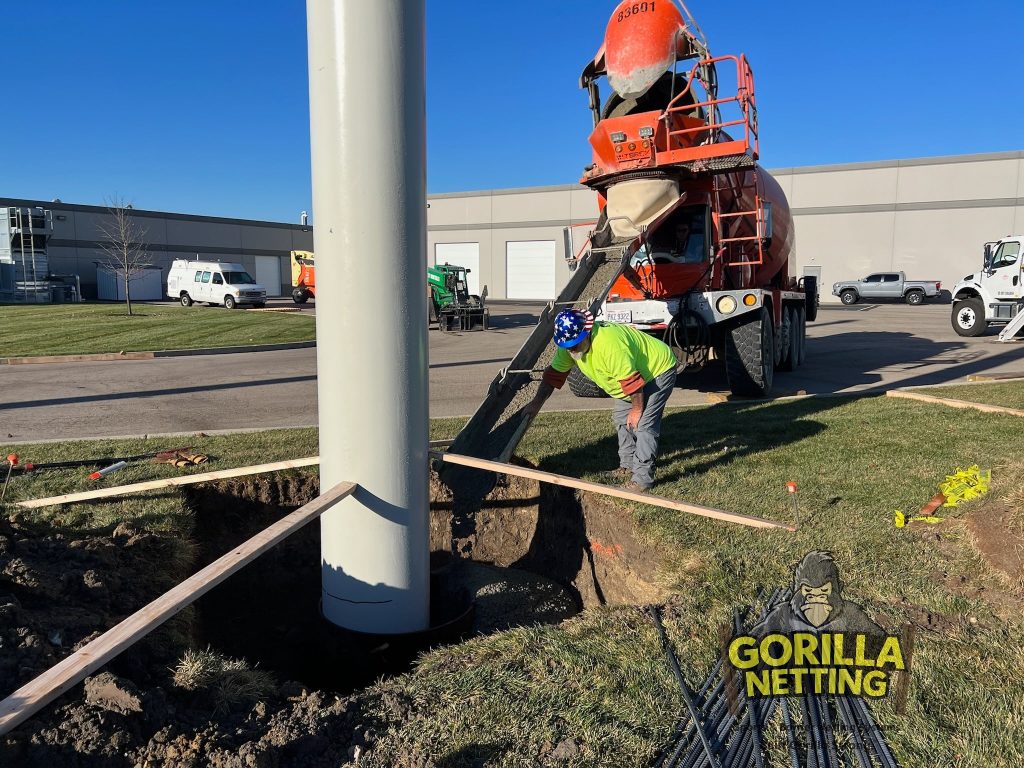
[428,263,488,332]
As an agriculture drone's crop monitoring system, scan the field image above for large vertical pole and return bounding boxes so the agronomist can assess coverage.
[306,0,430,633]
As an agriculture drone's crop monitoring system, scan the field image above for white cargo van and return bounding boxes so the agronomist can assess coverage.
[167,260,268,309]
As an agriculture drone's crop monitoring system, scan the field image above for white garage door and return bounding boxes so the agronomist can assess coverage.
[434,242,480,295]
[506,240,556,299]
[254,255,283,297]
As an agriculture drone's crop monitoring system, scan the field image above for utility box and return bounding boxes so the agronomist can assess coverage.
[97,266,164,301]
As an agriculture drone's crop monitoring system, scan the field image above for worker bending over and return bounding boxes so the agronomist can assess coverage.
[525,309,677,492]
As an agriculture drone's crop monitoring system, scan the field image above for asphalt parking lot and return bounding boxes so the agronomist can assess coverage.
[2,300,1023,442]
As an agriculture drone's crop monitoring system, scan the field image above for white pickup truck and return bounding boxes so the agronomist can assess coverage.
[950,236,1024,337]
[831,272,942,306]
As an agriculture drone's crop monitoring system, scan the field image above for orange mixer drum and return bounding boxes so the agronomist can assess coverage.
[603,1,694,99]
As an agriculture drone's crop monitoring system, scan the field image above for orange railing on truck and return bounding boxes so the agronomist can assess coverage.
[657,54,758,166]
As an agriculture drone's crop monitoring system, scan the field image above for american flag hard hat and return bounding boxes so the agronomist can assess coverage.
[553,309,594,349]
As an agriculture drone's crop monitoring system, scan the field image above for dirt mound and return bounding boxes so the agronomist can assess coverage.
[0,515,188,697]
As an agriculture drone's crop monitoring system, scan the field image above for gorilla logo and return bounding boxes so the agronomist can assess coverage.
[753,551,885,636]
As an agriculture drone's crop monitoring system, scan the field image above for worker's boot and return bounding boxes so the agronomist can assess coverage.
[609,467,632,480]
[622,480,652,494]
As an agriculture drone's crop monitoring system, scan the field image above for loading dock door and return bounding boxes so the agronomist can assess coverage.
[434,242,480,295]
[254,255,283,297]
[506,240,556,299]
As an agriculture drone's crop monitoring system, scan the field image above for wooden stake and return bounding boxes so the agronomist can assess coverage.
[0,481,356,737]
[894,622,915,715]
[719,621,740,716]
[431,451,794,531]
[17,457,322,509]
[887,389,1024,417]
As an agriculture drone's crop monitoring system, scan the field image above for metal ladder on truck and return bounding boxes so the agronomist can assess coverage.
[998,303,1024,342]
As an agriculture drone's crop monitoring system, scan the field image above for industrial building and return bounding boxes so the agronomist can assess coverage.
[3,149,1021,303]
[0,200,314,302]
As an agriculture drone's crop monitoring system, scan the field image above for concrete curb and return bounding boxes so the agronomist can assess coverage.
[0,340,316,366]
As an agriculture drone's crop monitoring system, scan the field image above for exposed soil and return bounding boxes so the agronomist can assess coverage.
[915,499,1024,624]
[0,514,189,698]
[2,465,663,766]
[965,503,1024,588]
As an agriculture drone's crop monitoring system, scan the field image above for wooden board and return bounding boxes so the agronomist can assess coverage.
[19,445,455,509]
[17,457,322,509]
[0,481,356,737]
[432,451,794,531]
[887,389,1024,417]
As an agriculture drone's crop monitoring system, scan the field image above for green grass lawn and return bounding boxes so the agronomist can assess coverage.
[0,303,316,358]
[2,401,1023,767]
[908,381,1024,410]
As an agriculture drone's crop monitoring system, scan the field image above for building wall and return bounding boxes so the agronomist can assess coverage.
[5,150,1021,303]
[0,198,314,299]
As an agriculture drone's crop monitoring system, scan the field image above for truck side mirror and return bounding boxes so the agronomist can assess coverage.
[983,243,993,270]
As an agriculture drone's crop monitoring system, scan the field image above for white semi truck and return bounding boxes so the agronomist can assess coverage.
[950,236,1024,337]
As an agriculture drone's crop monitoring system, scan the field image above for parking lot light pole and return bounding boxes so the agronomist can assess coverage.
[306,0,430,634]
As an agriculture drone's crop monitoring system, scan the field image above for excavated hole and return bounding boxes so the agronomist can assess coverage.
[430,460,666,611]
[182,465,663,694]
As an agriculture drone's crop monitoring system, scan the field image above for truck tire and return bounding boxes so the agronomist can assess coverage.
[905,290,925,306]
[726,307,774,397]
[224,295,237,310]
[567,368,607,398]
[804,276,819,322]
[795,305,807,366]
[778,305,797,372]
[180,292,193,307]
[292,288,309,304]
[840,290,858,306]
[952,298,988,337]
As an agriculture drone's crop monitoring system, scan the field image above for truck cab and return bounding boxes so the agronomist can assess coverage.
[950,236,1024,336]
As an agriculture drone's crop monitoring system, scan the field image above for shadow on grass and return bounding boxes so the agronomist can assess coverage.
[535,395,852,487]
[436,742,510,767]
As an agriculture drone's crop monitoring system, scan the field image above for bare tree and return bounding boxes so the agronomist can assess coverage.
[97,196,151,316]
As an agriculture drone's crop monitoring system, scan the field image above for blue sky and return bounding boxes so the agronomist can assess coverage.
[3,1,1022,221]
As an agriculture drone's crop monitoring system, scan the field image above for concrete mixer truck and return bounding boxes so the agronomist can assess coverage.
[443,0,817,471]
[572,0,818,396]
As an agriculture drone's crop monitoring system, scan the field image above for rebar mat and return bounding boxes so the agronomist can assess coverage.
[653,594,902,768]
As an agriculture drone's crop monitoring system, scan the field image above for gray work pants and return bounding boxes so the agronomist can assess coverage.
[611,368,677,488]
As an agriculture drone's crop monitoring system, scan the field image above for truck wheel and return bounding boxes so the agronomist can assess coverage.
[726,307,774,397]
[952,298,988,337]
[778,306,797,372]
[180,293,193,307]
[795,305,807,366]
[224,295,237,310]
[567,368,607,398]
[840,290,858,306]
[292,288,309,304]
[804,276,819,322]
[905,290,925,306]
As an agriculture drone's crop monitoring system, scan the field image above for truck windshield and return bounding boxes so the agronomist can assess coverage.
[633,206,708,266]
[992,242,1020,269]
[223,271,256,284]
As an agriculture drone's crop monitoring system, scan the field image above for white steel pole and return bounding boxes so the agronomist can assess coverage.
[306,0,430,633]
